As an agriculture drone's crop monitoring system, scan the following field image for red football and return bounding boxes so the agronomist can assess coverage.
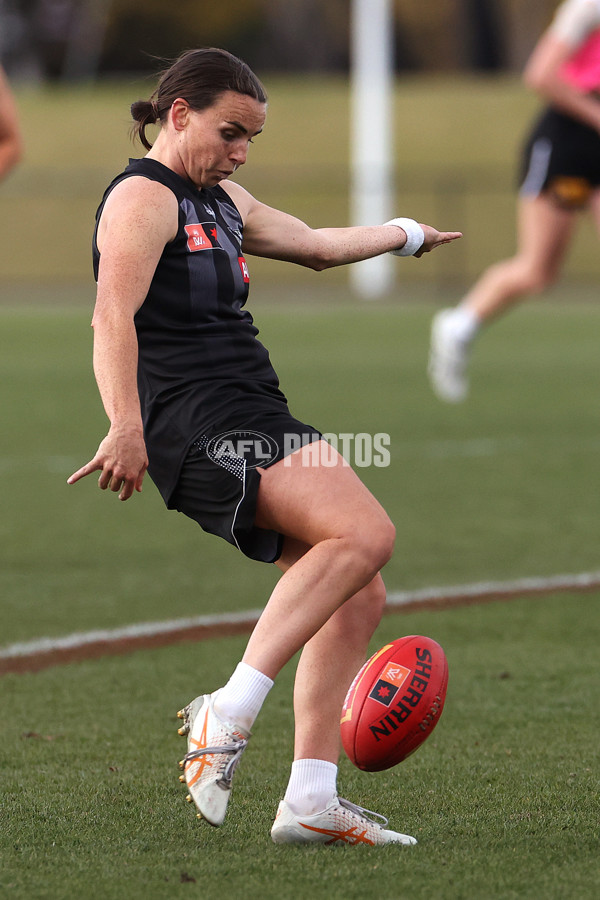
[340,635,449,772]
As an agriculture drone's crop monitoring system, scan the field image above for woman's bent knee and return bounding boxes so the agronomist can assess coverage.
[376,517,396,569]
[349,516,395,581]
[522,268,558,294]
[366,573,388,622]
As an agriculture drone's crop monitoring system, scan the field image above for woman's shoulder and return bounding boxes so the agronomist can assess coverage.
[97,170,179,243]
[551,0,600,45]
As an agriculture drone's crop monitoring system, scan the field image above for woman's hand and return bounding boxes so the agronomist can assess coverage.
[414,224,463,257]
[68,424,148,501]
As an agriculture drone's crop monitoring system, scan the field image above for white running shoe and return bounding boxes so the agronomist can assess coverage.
[428,308,470,402]
[177,692,250,826]
[271,795,417,846]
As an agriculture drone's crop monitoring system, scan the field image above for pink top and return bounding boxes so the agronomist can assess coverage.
[560,28,600,90]
[551,0,600,91]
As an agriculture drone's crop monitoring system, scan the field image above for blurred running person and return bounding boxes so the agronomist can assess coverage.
[429,0,600,402]
[0,65,23,181]
[68,48,461,846]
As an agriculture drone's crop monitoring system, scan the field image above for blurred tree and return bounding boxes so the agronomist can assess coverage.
[252,0,349,71]
[2,0,112,79]
[502,0,557,69]
[395,0,461,69]
[459,0,505,70]
[0,0,32,75]
[394,0,557,71]
[30,0,79,79]
[100,0,267,73]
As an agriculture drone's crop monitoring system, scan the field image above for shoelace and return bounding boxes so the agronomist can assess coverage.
[338,797,389,829]
[183,738,249,789]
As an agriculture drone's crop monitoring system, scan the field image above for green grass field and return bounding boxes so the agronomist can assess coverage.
[1,76,599,898]
[2,595,599,900]
[1,296,599,899]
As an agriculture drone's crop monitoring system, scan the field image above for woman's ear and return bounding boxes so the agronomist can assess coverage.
[170,98,190,133]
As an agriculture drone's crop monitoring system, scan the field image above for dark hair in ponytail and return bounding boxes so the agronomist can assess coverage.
[130,48,267,150]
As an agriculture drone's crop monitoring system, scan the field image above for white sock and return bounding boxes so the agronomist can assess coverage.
[283,758,338,816]
[450,305,480,344]
[213,661,273,731]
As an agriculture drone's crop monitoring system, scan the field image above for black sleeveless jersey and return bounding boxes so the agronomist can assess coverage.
[92,158,288,503]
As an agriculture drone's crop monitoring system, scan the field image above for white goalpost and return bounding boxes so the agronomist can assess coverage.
[350,0,395,299]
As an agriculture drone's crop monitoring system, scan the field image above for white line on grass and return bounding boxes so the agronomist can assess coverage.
[0,607,263,659]
[1,570,599,668]
[385,570,600,606]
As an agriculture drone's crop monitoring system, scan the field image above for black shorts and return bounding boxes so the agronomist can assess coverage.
[519,105,600,209]
[169,411,322,563]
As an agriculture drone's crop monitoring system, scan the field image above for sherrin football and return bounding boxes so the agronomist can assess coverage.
[340,635,448,772]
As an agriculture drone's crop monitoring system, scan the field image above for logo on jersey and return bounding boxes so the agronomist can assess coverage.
[238,257,250,283]
[185,223,219,252]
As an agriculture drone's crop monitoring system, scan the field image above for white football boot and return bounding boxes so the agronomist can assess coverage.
[177,692,250,826]
[428,308,471,403]
[271,795,417,846]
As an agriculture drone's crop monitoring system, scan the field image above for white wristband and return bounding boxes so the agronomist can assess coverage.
[384,217,425,257]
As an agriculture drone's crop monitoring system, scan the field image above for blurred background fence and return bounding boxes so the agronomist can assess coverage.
[0,0,566,81]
